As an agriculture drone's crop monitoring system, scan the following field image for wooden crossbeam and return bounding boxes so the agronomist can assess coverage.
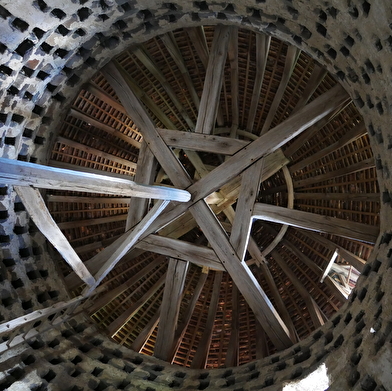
[253,203,379,244]
[157,128,249,155]
[154,259,189,361]
[46,195,131,204]
[15,186,95,287]
[0,158,190,202]
[191,271,223,368]
[195,25,231,134]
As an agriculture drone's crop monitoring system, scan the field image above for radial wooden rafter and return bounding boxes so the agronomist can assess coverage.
[2,26,379,368]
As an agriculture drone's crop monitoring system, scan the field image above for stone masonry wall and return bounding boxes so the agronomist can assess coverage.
[0,0,392,390]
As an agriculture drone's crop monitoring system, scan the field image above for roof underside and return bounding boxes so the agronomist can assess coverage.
[46,26,379,368]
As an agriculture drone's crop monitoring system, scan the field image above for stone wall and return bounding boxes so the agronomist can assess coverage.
[0,0,392,389]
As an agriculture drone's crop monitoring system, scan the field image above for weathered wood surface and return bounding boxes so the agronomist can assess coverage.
[154,259,189,361]
[253,203,379,244]
[0,158,190,202]
[15,186,95,287]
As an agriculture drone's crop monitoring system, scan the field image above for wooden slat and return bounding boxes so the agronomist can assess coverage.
[195,25,231,134]
[260,46,300,135]
[87,257,163,315]
[253,203,379,244]
[57,214,127,230]
[130,308,161,352]
[0,158,190,202]
[107,273,166,337]
[294,192,379,202]
[272,250,324,328]
[157,128,249,155]
[46,195,131,204]
[154,259,189,361]
[191,271,223,369]
[15,186,95,287]
[69,108,141,148]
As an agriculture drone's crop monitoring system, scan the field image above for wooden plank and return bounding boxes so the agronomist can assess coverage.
[230,158,264,261]
[126,142,157,230]
[195,25,231,134]
[87,257,163,315]
[0,158,190,202]
[320,249,339,283]
[15,186,95,287]
[136,234,222,271]
[260,46,300,135]
[83,200,170,296]
[157,128,249,155]
[191,271,223,368]
[272,250,324,328]
[294,158,375,188]
[225,284,239,367]
[190,201,293,350]
[107,273,166,337]
[56,136,137,170]
[253,203,379,244]
[154,259,189,361]
[57,214,127,230]
[247,34,271,131]
[170,271,208,362]
[70,108,141,148]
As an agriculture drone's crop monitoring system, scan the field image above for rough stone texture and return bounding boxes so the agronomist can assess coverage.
[0,0,392,390]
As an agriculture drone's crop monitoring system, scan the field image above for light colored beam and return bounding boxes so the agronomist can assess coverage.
[0,158,190,202]
[195,25,231,134]
[253,203,379,244]
[154,259,189,361]
[15,186,95,287]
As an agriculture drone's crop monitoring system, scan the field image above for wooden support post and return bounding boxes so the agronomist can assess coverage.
[154,259,189,361]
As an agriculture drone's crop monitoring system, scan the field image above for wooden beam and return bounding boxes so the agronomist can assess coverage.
[293,157,375,188]
[170,271,208,362]
[15,186,95,287]
[46,195,131,204]
[87,257,163,315]
[191,271,223,368]
[0,158,190,202]
[157,128,249,155]
[253,203,379,244]
[57,214,127,230]
[69,108,141,149]
[130,308,161,352]
[247,33,271,131]
[271,250,324,328]
[225,284,239,367]
[191,201,293,350]
[107,273,166,337]
[83,199,170,296]
[195,25,231,134]
[154,259,189,361]
[136,234,222,271]
[126,142,157,230]
[320,248,339,283]
[260,46,300,135]
[230,158,264,261]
